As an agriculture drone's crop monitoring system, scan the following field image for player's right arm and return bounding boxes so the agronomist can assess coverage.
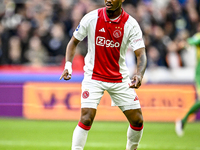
[59,36,80,80]
[60,10,95,80]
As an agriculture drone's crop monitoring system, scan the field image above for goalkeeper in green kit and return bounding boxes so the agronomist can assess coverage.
[175,32,200,136]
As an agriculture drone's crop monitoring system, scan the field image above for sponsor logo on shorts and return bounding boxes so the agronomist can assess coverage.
[82,91,89,99]
[96,36,120,47]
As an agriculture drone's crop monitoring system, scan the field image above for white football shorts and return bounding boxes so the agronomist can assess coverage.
[81,78,141,111]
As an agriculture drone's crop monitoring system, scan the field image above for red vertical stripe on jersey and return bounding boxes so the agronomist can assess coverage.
[92,8,129,83]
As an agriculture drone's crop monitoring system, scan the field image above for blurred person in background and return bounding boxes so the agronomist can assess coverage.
[42,23,69,65]
[0,24,3,63]
[150,25,169,67]
[175,23,200,137]
[0,0,23,64]
[60,0,147,150]
[146,46,161,68]
[17,20,32,63]
[8,36,22,64]
[185,0,199,36]
[24,35,48,67]
[67,2,86,37]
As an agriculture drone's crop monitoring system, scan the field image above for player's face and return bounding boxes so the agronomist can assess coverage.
[104,0,124,12]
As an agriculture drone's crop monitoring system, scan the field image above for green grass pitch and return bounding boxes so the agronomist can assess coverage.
[0,118,200,150]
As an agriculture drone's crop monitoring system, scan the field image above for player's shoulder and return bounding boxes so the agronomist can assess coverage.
[125,14,139,26]
[81,9,98,23]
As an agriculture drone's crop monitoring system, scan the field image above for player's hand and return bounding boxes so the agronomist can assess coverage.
[129,75,142,89]
[59,61,72,81]
[59,69,72,80]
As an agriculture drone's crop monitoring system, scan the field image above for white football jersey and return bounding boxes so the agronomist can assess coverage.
[73,7,145,83]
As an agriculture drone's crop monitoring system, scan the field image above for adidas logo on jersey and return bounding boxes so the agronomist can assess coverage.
[99,28,105,32]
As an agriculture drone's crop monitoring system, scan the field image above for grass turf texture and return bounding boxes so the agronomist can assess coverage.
[0,118,200,150]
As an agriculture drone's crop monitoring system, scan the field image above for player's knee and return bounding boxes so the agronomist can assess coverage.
[133,115,143,127]
[80,108,96,126]
[130,113,143,127]
[124,109,143,127]
[136,116,143,127]
[80,115,94,126]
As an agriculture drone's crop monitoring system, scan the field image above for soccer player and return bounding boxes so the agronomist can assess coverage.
[60,0,147,149]
[175,32,200,137]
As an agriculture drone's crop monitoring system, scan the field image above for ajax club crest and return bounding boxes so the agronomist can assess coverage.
[113,27,122,38]
[82,90,89,99]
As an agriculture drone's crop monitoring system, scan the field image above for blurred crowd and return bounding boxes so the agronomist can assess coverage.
[0,0,199,75]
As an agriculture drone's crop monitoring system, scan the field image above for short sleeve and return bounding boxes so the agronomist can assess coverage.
[73,15,89,41]
[128,20,145,51]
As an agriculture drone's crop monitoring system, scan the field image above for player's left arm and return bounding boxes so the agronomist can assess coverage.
[129,47,147,89]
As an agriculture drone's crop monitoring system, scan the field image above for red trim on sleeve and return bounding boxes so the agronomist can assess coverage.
[130,124,143,131]
[78,121,91,130]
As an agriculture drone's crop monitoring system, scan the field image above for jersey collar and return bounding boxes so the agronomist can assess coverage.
[103,7,125,23]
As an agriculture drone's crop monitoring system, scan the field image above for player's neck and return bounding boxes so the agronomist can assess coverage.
[106,7,122,19]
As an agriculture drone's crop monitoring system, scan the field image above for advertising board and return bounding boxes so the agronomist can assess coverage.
[23,82,196,122]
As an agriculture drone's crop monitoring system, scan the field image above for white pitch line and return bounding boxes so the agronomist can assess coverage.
[138,144,200,150]
[86,143,200,150]
[0,140,200,150]
[0,140,70,147]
